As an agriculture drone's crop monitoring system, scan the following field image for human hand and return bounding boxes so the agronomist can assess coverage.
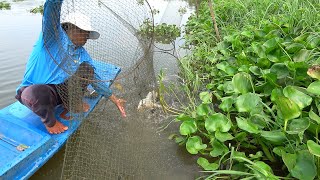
[109,94,127,117]
[115,98,127,117]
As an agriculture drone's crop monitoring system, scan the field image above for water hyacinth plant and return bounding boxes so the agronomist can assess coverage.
[0,1,10,10]
[29,5,44,14]
[138,19,181,44]
[161,0,320,179]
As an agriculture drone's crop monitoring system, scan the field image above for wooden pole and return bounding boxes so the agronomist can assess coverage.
[208,0,221,41]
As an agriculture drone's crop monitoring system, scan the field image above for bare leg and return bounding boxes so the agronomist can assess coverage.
[60,102,90,120]
[60,108,72,120]
[20,85,68,134]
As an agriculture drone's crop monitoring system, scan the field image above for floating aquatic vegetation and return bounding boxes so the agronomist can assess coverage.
[160,0,320,179]
[138,19,181,44]
[29,5,44,14]
[178,6,187,15]
[0,1,11,10]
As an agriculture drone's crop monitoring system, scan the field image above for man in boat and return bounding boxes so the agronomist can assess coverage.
[15,0,126,134]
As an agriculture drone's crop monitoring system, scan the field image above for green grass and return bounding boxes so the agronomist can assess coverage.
[185,0,320,47]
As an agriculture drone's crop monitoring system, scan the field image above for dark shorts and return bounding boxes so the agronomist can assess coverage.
[15,84,63,127]
[15,62,94,127]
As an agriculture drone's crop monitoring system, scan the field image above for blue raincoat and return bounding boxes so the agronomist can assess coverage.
[17,0,120,98]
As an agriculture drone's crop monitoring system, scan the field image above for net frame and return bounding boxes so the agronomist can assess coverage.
[44,0,155,83]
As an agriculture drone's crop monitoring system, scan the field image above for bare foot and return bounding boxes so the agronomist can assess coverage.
[60,102,90,120]
[74,102,90,113]
[45,120,68,134]
[82,102,90,112]
[60,109,72,120]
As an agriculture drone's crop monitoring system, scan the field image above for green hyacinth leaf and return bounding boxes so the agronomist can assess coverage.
[307,140,320,158]
[215,131,234,142]
[263,37,278,53]
[307,81,320,96]
[286,118,310,134]
[186,136,207,154]
[176,114,194,121]
[236,117,259,134]
[285,43,305,54]
[179,120,197,135]
[219,97,234,112]
[283,86,312,110]
[196,103,210,116]
[309,110,320,124]
[275,96,301,120]
[232,72,252,94]
[210,140,228,157]
[205,113,231,133]
[270,63,289,79]
[290,151,316,180]
[197,157,219,171]
[260,131,287,145]
[236,93,261,113]
[293,49,311,62]
[199,91,212,104]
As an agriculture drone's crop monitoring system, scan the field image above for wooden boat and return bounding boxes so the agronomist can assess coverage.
[0,61,120,179]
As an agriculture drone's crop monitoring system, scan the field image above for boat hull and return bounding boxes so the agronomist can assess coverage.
[0,95,102,179]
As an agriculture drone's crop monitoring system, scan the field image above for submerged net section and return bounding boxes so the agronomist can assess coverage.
[42,0,200,179]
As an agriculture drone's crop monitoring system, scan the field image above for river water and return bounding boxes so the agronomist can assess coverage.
[0,0,197,179]
[0,6,42,109]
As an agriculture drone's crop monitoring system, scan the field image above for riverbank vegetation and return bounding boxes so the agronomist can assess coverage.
[0,1,10,10]
[162,0,320,179]
[138,19,181,44]
[0,0,43,14]
[29,5,43,14]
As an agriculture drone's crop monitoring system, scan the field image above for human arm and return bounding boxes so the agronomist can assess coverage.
[42,0,63,45]
[80,49,126,117]
[91,78,127,118]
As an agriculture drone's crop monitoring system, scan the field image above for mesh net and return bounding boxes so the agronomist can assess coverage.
[43,0,155,118]
[41,0,199,179]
